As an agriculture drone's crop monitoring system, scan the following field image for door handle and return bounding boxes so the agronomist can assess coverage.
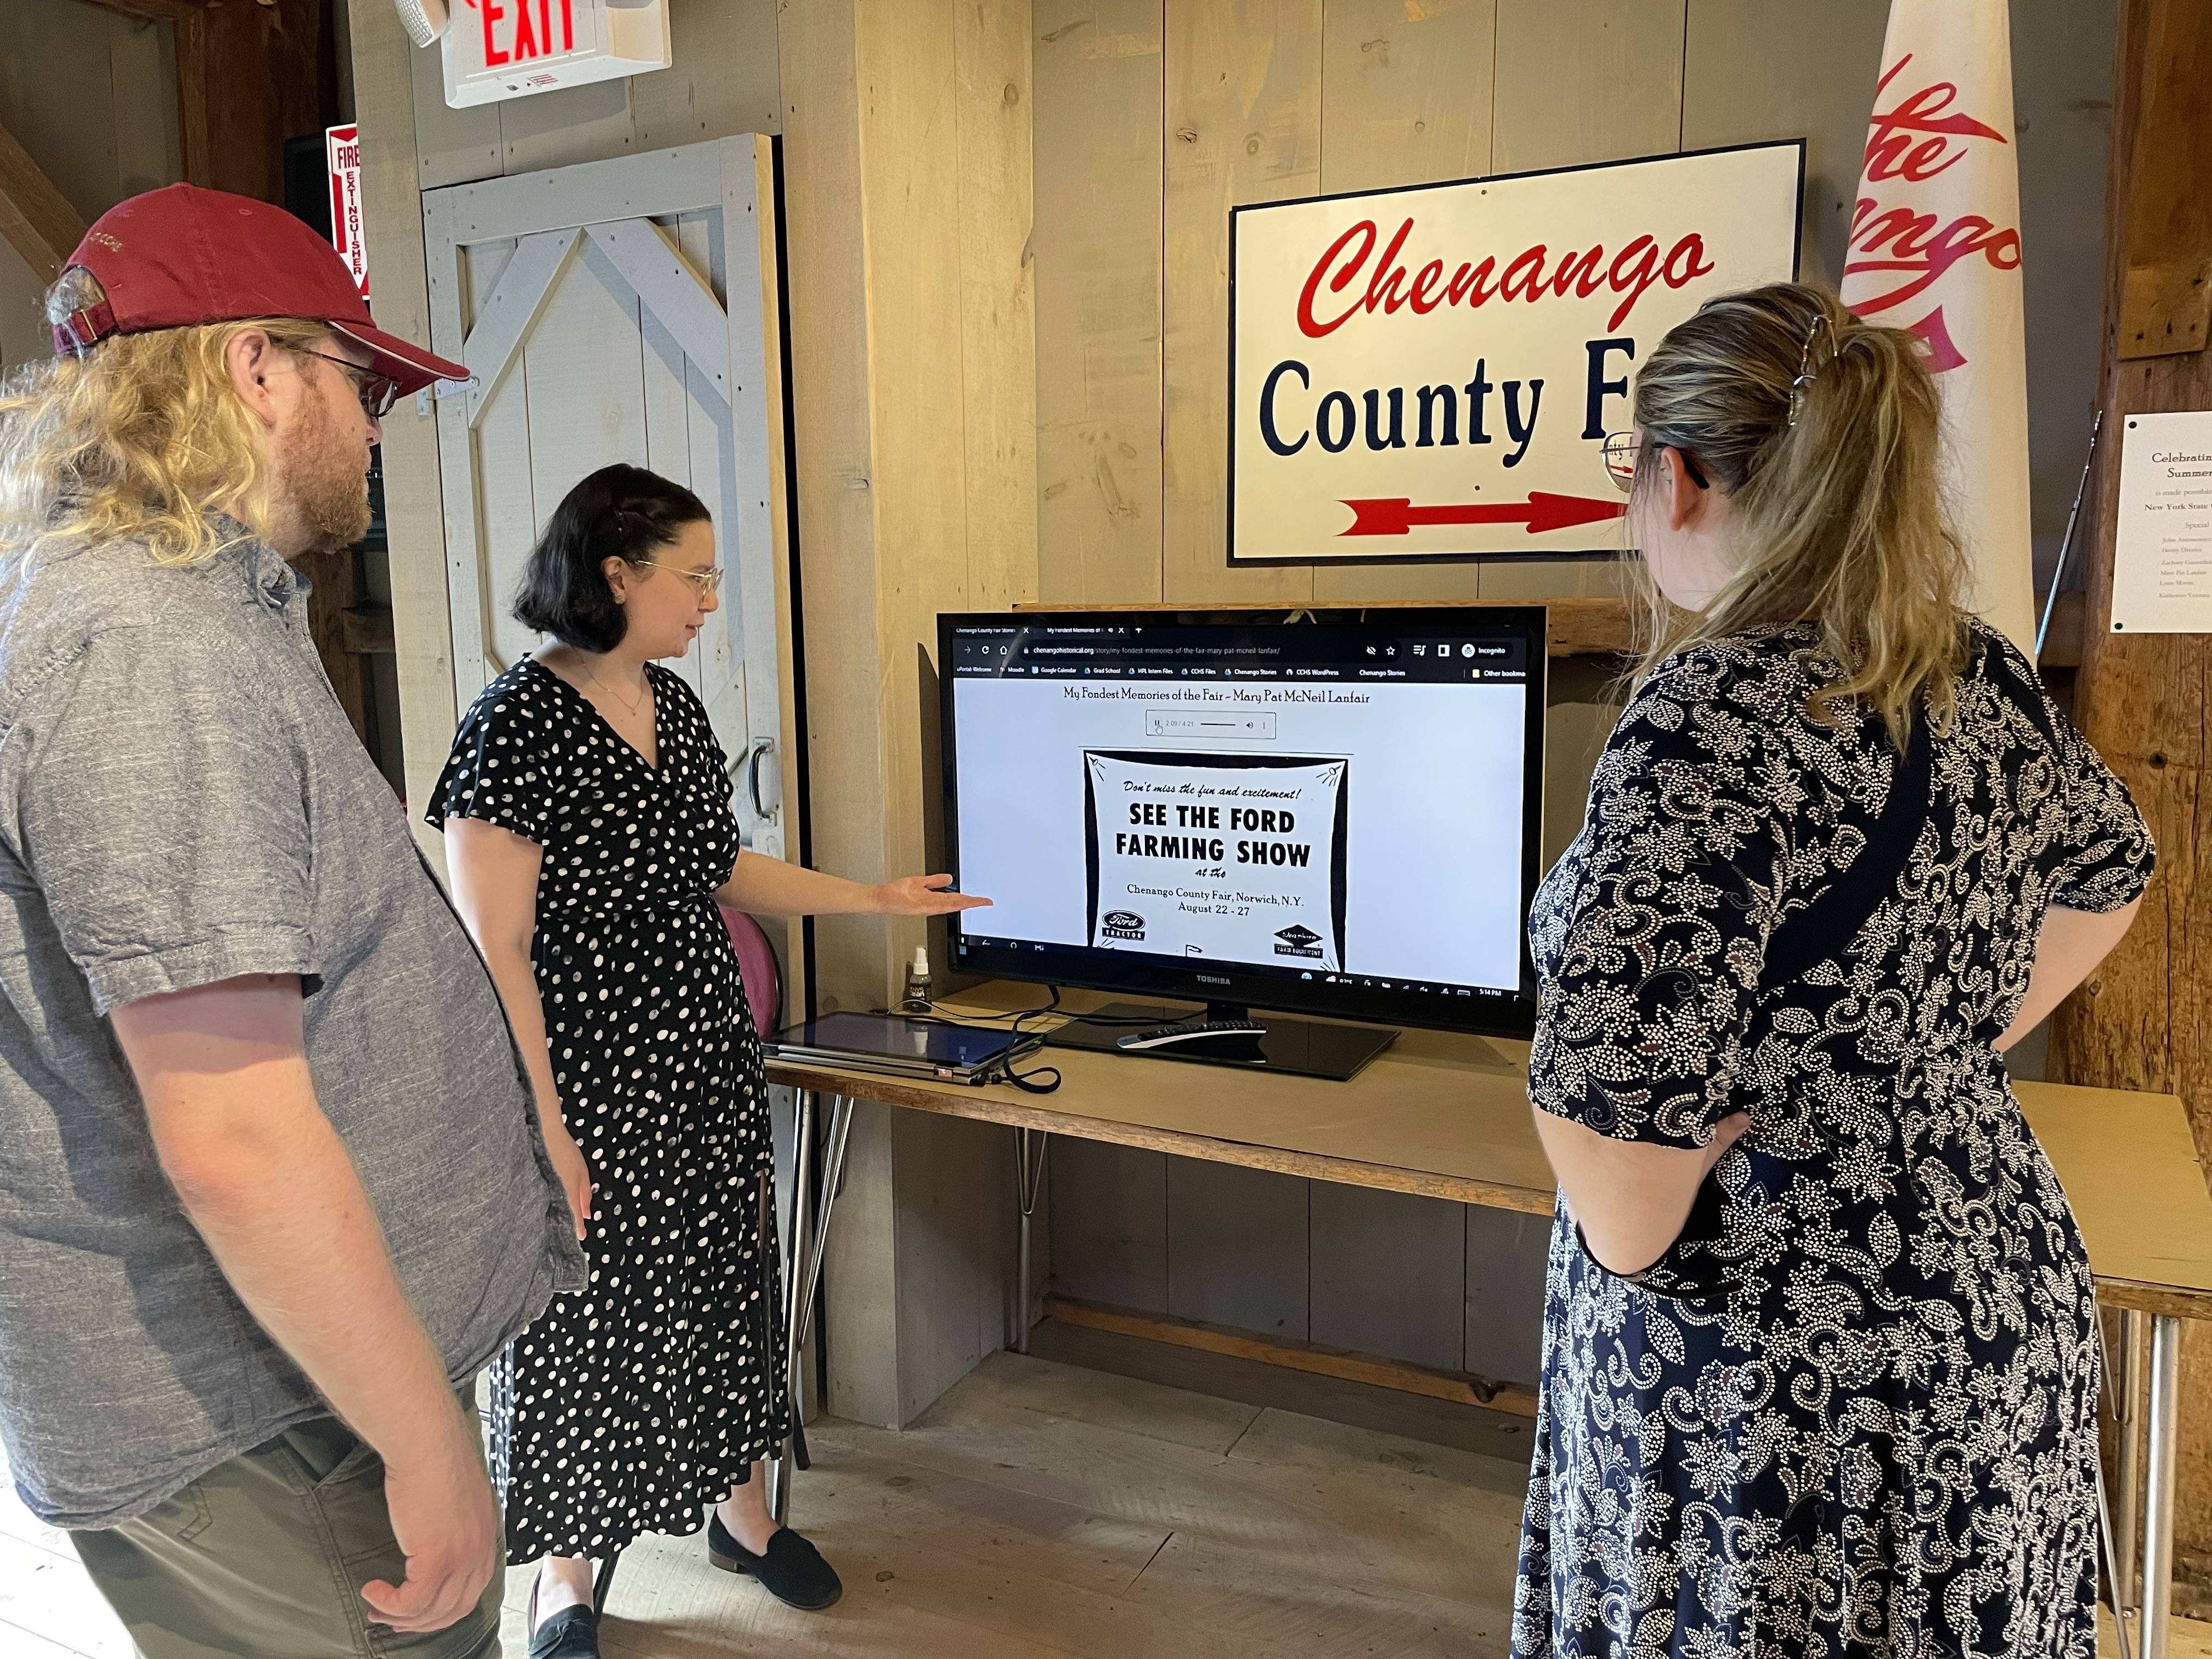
[745,738,777,820]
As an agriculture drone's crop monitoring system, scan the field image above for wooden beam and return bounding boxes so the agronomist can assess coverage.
[2056,0,2212,1140]
[0,119,86,284]
[460,227,582,428]
[343,0,458,860]
[77,0,213,187]
[88,0,325,201]
[79,0,331,198]
[1040,1295,1539,1419]
[175,12,211,190]
[584,218,731,400]
[2051,0,2212,1556]
[2115,0,2212,358]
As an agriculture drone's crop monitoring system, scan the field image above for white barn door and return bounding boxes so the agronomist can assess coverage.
[422,137,794,858]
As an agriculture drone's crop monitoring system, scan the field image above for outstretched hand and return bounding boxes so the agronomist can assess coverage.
[876,874,991,917]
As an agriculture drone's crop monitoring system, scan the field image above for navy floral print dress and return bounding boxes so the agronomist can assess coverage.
[1514,623,2154,1659]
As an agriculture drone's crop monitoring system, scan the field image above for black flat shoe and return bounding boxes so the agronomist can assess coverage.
[707,1511,843,1610]
[527,1576,603,1659]
[528,1606,601,1659]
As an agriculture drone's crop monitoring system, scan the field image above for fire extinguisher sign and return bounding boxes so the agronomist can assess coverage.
[326,123,369,302]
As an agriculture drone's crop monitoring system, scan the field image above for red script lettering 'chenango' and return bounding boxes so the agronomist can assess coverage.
[1296,217,1717,340]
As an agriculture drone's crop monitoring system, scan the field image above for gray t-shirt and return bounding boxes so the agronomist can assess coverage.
[0,525,585,1528]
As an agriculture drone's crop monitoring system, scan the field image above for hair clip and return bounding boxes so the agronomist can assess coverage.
[1787,311,1834,428]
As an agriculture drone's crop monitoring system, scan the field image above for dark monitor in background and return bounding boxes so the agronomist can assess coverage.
[939,608,1547,1079]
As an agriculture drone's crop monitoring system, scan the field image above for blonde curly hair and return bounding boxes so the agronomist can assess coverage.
[0,267,331,567]
[1628,281,1973,746]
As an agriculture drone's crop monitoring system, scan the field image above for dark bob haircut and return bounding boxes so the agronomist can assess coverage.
[512,463,710,652]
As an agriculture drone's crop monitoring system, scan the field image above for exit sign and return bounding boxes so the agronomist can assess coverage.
[441,0,670,109]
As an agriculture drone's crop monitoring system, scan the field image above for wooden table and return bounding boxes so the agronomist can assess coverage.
[764,985,2212,1658]
[2016,1080,2212,1659]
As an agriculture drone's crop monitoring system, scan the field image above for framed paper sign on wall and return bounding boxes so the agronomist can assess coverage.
[1229,140,1803,565]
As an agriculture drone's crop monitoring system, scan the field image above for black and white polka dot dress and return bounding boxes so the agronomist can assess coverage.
[428,657,788,1563]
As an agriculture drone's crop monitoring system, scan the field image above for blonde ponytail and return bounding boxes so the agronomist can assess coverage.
[1628,281,1971,745]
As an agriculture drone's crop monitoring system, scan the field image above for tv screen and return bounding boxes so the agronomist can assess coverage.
[939,608,1546,1038]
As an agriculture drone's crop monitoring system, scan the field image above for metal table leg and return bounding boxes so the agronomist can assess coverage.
[2142,1314,2182,1659]
[1014,1128,1046,1356]
[2099,1457,2135,1659]
[795,1096,855,1374]
[771,1088,818,1525]
[2119,1308,2146,1625]
[2094,1306,2134,1659]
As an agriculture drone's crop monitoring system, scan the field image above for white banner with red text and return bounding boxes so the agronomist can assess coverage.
[1229,142,1802,563]
[1838,0,2036,652]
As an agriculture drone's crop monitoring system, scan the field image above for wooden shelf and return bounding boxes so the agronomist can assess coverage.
[1042,1294,1541,1419]
[769,982,2212,1321]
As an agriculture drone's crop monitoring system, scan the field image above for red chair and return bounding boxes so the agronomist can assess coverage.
[719,905,782,1034]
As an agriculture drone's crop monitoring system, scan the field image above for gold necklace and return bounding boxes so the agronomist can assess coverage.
[584,663,651,717]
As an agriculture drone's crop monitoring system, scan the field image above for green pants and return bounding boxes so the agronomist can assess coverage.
[72,1390,504,1659]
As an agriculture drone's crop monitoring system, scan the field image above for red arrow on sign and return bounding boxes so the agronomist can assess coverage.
[1340,493,1628,538]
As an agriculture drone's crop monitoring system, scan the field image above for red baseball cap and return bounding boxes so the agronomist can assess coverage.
[51,182,469,398]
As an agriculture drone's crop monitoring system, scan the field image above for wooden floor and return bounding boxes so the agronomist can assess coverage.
[1,1342,2206,1657]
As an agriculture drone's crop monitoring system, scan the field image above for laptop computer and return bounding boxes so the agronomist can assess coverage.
[762,1012,1043,1086]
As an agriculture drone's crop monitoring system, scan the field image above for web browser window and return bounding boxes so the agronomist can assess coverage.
[944,619,1534,1019]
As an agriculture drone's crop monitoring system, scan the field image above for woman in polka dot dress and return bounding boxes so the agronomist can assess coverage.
[431,465,986,1659]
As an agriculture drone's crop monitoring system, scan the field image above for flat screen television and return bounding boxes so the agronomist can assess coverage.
[938,608,1547,1074]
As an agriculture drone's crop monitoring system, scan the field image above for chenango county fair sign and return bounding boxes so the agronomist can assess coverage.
[1229,142,1803,563]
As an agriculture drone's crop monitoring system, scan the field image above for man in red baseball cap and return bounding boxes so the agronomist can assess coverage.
[50,179,466,397]
[0,185,584,1658]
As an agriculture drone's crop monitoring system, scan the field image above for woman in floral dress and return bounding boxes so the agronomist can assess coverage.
[1516,284,2153,1658]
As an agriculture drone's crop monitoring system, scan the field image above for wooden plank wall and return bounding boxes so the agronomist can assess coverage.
[358,0,781,855]
[1024,0,1660,1387]
[782,1,1039,1427]
[348,0,2118,1415]
[2058,0,2212,1567]
[410,0,783,191]
[368,0,1035,990]
[1032,2,1163,605]
[349,0,465,855]
[854,0,1039,1010]
[357,0,1037,1431]
[1031,0,2112,1389]
[0,0,182,370]
[1028,0,1930,614]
